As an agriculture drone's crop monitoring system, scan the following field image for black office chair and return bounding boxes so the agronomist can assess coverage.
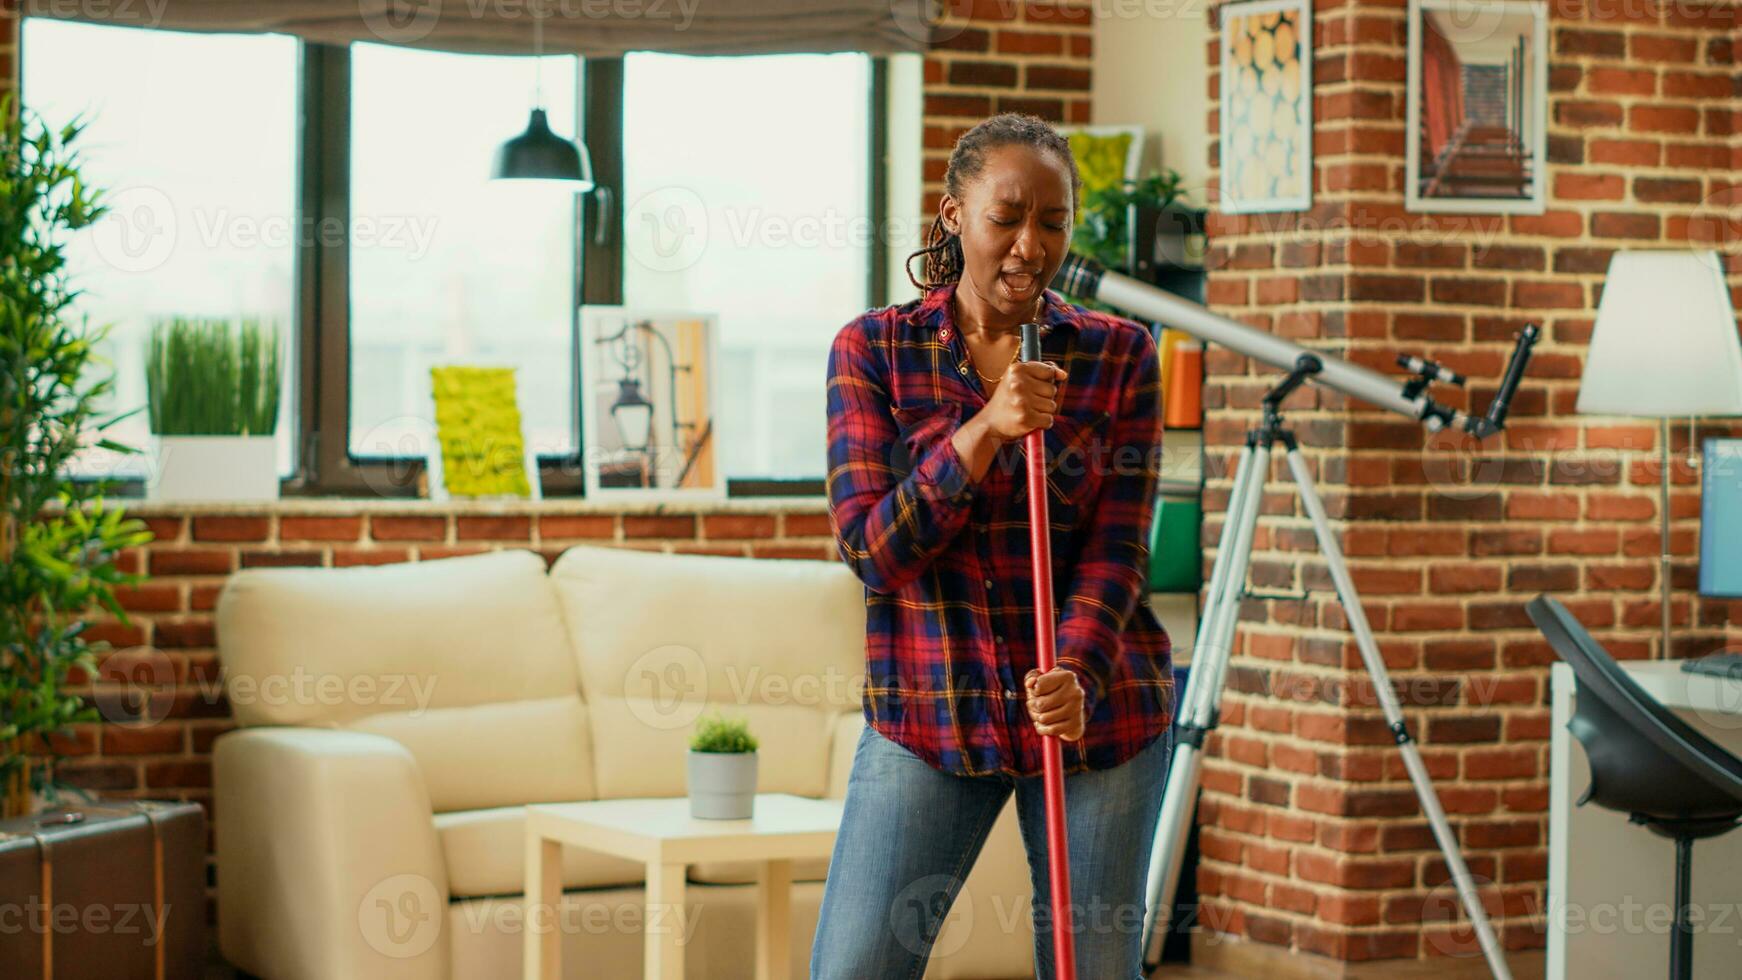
[1525,595,1742,980]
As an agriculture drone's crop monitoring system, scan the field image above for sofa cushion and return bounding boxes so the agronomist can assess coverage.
[548,545,866,800]
[825,709,863,800]
[217,549,576,727]
[436,806,645,898]
[346,695,596,814]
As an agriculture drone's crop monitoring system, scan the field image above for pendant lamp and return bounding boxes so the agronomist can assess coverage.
[492,0,593,188]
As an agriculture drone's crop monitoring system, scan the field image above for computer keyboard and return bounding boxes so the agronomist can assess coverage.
[1681,650,1742,680]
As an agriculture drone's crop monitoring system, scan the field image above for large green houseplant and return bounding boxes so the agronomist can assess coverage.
[0,95,152,817]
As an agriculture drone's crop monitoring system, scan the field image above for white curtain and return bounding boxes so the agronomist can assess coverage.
[23,0,935,56]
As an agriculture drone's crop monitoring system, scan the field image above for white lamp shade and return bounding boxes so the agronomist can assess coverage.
[1576,250,1742,417]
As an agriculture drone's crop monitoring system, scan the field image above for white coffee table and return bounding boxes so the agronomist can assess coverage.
[523,792,844,980]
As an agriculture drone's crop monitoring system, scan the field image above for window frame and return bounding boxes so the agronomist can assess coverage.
[300,43,592,497]
[31,23,889,498]
[301,47,887,498]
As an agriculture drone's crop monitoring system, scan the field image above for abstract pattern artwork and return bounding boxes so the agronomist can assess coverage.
[1219,0,1312,213]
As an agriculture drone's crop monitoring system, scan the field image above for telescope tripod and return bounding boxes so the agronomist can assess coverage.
[1142,354,1514,980]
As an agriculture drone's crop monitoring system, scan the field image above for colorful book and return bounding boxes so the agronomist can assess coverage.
[1148,494,1202,592]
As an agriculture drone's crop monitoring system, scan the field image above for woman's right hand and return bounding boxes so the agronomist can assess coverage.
[978,361,1067,445]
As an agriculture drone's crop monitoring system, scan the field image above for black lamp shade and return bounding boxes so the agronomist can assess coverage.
[493,108,594,188]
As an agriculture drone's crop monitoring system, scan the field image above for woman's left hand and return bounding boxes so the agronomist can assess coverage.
[1024,667,1086,742]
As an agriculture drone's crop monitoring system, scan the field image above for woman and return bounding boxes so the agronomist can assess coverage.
[812,113,1177,980]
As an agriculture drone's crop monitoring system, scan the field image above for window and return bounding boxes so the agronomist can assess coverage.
[622,52,876,482]
[24,20,887,496]
[347,42,582,461]
[21,19,300,478]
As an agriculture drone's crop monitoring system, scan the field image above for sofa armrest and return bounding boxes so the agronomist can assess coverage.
[216,728,450,980]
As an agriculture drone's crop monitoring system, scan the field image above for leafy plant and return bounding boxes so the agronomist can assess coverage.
[145,316,282,436]
[1069,170,1186,314]
[0,94,153,816]
[689,712,758,754]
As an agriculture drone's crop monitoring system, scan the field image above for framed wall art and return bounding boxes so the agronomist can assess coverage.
[1406,0,1548,213]
[1218,0,1312,214]
[1060,124,1145,224]
[426,365,540,501]
[579,306,724,502]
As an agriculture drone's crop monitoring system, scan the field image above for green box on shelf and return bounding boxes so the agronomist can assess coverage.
[1148,494,1201,592]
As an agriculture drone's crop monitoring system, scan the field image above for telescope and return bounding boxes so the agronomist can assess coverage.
[1051,253,1538,437]
[1049,253,1537,980]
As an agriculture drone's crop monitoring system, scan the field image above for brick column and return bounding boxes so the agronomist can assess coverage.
[922,1,1096,212]
[1199,0,1742,967]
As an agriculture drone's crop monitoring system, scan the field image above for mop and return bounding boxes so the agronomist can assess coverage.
[1020,321,1077,980]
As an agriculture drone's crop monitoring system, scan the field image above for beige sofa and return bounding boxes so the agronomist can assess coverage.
[213,545,1038,980]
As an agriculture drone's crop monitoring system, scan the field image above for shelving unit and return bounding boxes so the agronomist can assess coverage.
[1133,203,1208,671]
[1132,202,1208,970]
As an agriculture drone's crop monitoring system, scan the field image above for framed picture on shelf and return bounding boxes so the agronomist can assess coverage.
[1406,0,1547,213]
[425,365,541,502]
[579,306,724,502]
[1218,0,1312,214]
[1059,124,1145,223]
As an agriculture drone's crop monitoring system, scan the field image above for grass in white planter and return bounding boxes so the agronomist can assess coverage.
[688,713,759,819]
[143,318,283,501]
[145,317,281,436]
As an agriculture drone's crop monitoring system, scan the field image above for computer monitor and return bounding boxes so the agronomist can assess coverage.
[1699,437,1742,598]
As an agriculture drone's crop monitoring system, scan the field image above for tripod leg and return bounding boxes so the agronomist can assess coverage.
[1141,438,1271,964]
[1283,447,1514,980]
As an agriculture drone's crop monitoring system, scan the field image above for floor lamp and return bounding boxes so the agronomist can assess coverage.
[1575,250,1742,660]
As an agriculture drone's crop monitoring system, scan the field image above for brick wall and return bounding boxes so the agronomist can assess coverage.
[922,0,1095,213]
[2,3,15,97]
[1198,0,1742,966]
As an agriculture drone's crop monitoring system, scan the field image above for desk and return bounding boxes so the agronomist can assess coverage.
[1549,660,1742,979]
[522,793,843,980]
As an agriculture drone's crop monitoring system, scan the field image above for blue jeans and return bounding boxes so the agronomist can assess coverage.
[810,722,1173,980]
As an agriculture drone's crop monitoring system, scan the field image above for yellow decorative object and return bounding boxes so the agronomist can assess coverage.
[1065,129,1136,225]
[430,366,533,499]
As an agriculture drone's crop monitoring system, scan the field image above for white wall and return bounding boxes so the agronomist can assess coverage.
[1091,3,1212,206]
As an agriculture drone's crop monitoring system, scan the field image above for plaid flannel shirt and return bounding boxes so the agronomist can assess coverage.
[826,280,1175,778]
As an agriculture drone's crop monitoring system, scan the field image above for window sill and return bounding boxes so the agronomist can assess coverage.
[113,495,828,517]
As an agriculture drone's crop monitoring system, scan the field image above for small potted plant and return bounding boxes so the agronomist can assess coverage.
[686,712,758,820]
[144,316,282,501]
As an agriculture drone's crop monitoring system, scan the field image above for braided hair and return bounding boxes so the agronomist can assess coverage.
[904,112,1084,293]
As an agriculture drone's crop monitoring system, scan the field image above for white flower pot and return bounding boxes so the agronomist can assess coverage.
[686,749,757,819]
[147,435,279,502]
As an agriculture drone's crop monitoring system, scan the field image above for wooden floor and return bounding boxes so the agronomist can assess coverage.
[207,935,1266,979]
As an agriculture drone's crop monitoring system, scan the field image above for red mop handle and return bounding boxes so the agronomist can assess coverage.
[1021,322,1077,980]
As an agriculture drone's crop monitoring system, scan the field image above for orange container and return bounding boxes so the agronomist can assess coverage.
[1163,342,1202,429]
